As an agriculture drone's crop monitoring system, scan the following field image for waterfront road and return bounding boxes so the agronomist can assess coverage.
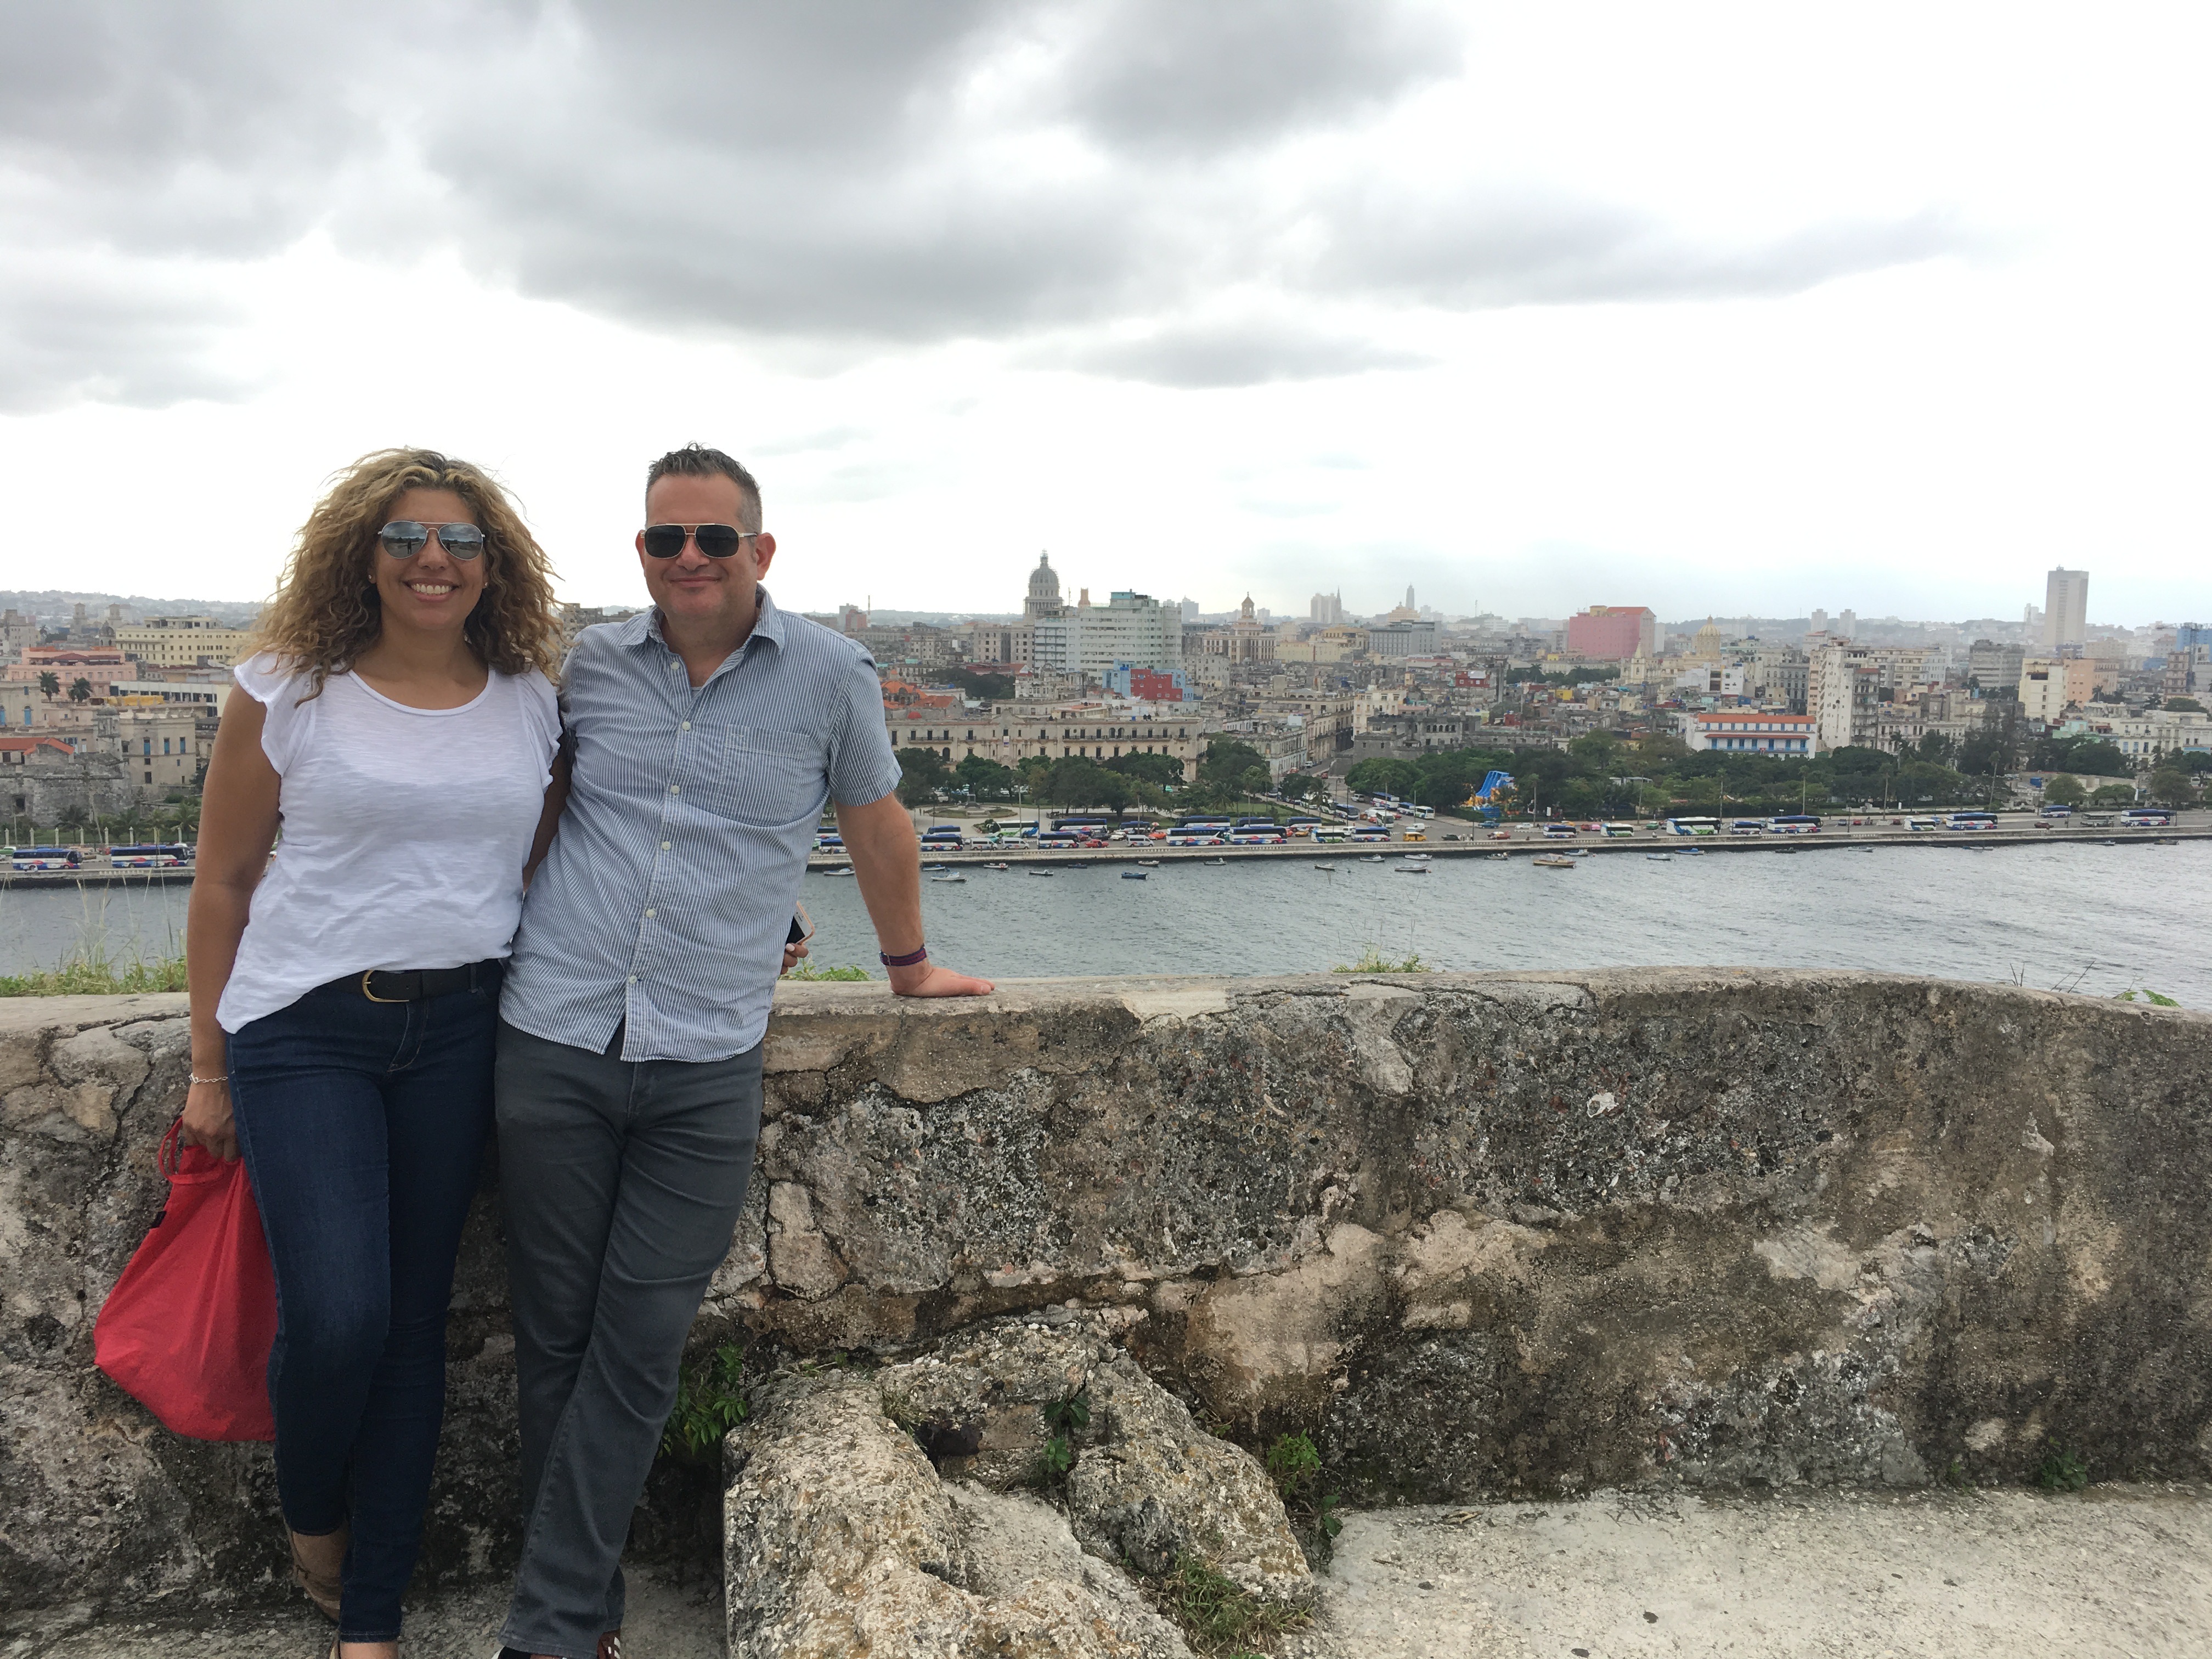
[3,813,2205,887]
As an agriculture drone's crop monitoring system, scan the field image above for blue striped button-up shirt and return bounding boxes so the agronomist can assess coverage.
[501,590,901,1062]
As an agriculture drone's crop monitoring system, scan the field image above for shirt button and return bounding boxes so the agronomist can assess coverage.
[670,658,680,669]
[681,721,691,731]
[645,909,656,918]
[628,975,638,984]
[669,784,680,794]
[661,840,671,850]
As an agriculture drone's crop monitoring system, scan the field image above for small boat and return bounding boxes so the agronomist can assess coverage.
[1645,852,1673,862]
[1400,851,1431,862]
[1682,847,1705,857]
[1774,847,1798,855]
[1137,859,1160,867]
[985,861,1011,870]
[2103,839,2118,847]
[1396,864,1429,874]
[1121,870,1147,880]
[1488,851,1509,861]
[922,863,947,872]
[929,873,967,883]
[1312,862,1337,872]
[1027,867,1055,877]
[1533,853,1576,869]
[823,866,854,876]
[1359,854,1386,864]
[1063,860,1088,870]
[1204,857,1228,866]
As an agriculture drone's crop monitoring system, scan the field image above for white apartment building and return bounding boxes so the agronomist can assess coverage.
[1027,590,1179,680]
[2041,568,2089,652]
[1679,710,1816,755]
[2070,703,2211,760]
[112,614,256,668]
[1807,645,1880,752]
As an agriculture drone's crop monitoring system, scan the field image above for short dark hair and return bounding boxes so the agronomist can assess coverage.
[645,444,762,531]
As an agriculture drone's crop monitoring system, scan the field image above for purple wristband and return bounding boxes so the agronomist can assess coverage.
[880,945,929,968]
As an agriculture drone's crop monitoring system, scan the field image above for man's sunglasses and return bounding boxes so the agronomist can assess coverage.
[379,521,484,560]
[642,523,759,559]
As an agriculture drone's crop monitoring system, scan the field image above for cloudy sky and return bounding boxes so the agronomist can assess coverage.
[3,2,2207,626]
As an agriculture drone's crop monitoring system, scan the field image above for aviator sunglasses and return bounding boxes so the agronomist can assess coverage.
[379,520,485,559]
[641,522,760,558]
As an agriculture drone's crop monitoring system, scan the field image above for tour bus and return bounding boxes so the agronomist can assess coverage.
[1233,816,1278,829]
[1163,827,1224,847]
[10,845,81,872]
[1348,827,1391,843]
[106,842,193,867]
[1052,816,1116,836]
[1311,823,1350,843]
[2119,807,2174,828]
[1600,823,1637,838]
[1945,812,2000,831]
[1227,827,1286,844]
[2036,804,2072,820]
[1767,814,1822,834]
[1035,832,1082,850]
[1283,816,1322,838]
[1665,817,1720,836]
[1177,816,1234,834]
[1906,816,1940,832]
[1729,819,1767,836]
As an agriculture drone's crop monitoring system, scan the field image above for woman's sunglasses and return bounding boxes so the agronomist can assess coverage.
[642,522,759,559]
[379,521,484,560]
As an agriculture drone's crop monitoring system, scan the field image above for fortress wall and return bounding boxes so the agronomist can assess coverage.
[4,970,2208,1612]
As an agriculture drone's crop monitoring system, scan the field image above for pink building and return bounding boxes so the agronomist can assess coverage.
[1565,606,1656,660]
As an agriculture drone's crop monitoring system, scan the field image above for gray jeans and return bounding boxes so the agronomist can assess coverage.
[493,1021,763,1658]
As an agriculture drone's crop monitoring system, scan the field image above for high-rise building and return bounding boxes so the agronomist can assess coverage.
[1808,608,1830,636]
[2042,569,2089,651]
[1309,591,1344,625]
[1029,589,1179,679]
[1404,585,1417,611]
[1564,605,1656,661]
[1837,610,1858,640]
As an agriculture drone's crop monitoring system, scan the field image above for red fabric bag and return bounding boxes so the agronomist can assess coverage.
[94,1118,278,1442]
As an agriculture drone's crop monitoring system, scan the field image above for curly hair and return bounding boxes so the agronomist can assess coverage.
[253,448,563,698]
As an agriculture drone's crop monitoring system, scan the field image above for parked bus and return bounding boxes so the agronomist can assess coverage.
[2118,807,2174,828]
[10,845,81,872]
[1665,817,1720,836]
[1767,814,1822,834]
[106,842,193,867]
[1163,828,1224,847]
[1945,812,2000,831]
[1311,824,1350,843]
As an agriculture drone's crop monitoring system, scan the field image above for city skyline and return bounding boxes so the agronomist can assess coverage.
[2,7,2207,623]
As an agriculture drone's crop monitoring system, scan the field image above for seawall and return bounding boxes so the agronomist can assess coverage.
[3,970,2208,1615]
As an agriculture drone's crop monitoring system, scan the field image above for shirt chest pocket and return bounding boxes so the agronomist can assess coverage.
[694,724,824,828]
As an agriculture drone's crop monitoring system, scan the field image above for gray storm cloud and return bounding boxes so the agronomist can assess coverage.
[0,0,1974,409]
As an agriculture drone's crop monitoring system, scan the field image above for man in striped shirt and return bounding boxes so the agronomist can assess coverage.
[493,445,990,1659]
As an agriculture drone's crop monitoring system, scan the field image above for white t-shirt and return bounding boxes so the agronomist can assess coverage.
[217,652,561,1032]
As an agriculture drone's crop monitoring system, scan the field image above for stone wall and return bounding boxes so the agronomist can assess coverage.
[4,971,2209,1616]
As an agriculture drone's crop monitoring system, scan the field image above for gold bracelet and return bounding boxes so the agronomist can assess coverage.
[189,1073,229,1087]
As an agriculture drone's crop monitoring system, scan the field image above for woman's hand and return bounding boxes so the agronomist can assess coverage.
[781,938,809,975]
[179,1079,240,1162]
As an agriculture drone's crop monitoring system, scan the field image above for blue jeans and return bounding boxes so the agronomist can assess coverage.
[228,967,501,1644]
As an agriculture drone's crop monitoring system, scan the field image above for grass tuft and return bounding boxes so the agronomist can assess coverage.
[1330,946,1429,975]
[783,960,873,981]
[2035,1441,2090,1493]
[659,1341,749,1463]
[0,951,189,997]
[1160,1554,1308,1656]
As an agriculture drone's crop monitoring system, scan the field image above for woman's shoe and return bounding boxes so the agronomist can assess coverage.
[290,1524,347,1621]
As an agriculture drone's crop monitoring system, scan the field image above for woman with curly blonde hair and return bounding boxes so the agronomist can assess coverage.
[178,449,564,1659]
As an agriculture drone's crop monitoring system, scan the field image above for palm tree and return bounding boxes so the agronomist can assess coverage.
[37,670,60,709]
[67,677,93,705]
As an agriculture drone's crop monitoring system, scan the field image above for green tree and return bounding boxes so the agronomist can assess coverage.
[2164,697,2206,714]
[1345,757,1420,798]
[1103,750,1186,789]
[2042,774,2087,807]
[1277,771,1332,805]
[951,668,1015,702]
[1040,758,1131,812]
[954,754,1017,800]
[2089,782,2136,808]
[37,670,61,703]
[1198,738,1269,791]
[68,677,93,704]
[2146,765,2196,807]
[895,746,949,806]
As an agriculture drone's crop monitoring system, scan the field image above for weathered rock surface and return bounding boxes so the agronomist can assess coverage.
[8,971,2212,1618]
[723,1322,1246,1659]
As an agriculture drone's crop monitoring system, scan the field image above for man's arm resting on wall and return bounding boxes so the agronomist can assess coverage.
[836,791,995,998]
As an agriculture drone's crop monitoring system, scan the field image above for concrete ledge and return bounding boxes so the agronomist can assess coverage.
[4,970,2210,1615]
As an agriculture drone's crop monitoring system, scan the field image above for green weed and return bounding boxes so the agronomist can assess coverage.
[2115,988,2182,1007]
[1034,1391,1091,1486]
[660,1342,749,1463]
[2035,1442,2089,1492]
[784,961,872,981]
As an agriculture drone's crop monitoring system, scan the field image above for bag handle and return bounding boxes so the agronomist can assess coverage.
[160,1114,230,1184]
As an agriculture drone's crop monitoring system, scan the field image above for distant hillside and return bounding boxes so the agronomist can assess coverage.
[0,590,263,627]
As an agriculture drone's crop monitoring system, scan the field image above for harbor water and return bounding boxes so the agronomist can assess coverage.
[4,839,2205,1007]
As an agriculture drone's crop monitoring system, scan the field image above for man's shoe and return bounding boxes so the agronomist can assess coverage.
[599,1635,623,1659]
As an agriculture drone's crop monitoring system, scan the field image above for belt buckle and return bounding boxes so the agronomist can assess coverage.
[361,970,407,1004]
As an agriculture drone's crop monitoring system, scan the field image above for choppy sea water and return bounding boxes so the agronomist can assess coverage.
[7,839,2205,1008]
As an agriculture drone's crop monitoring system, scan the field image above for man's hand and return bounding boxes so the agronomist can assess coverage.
[887,960,994,998]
